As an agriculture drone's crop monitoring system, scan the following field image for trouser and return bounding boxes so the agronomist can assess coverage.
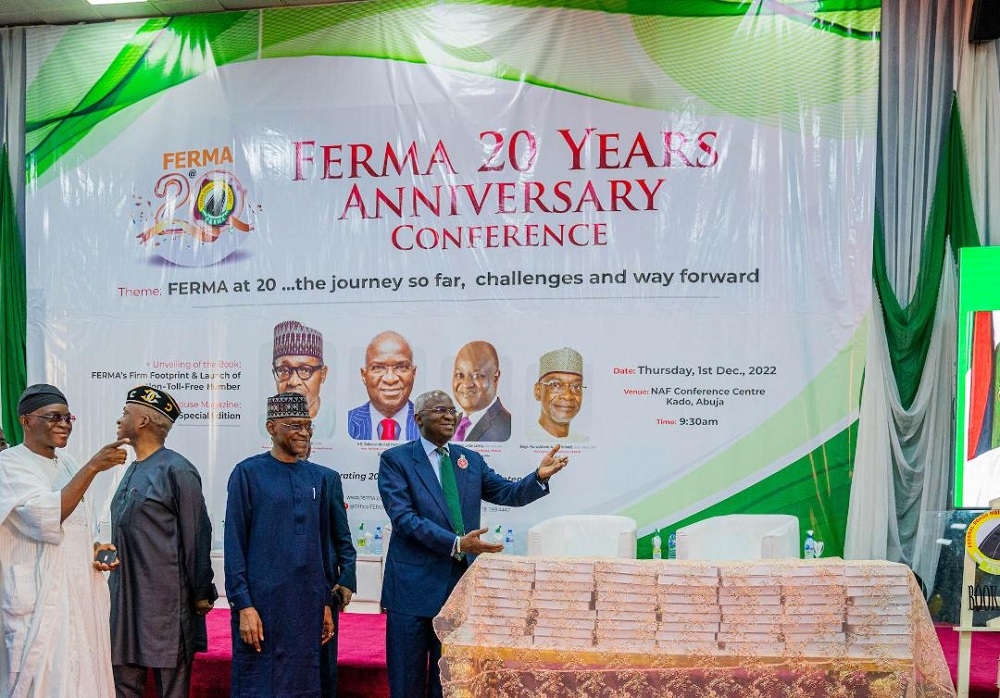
[385,611,442,698]
[113,656,192,698]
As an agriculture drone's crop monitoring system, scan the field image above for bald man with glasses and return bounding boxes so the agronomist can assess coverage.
[378,389,568,698]
[0,384,130,697]
[348,330,419,441]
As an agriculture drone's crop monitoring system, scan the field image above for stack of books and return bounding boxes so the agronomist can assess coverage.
[844,564,913,659]
[654,563,721,653]
[464,556,536,646]
[531,560,596,647]
[594,560,660,649]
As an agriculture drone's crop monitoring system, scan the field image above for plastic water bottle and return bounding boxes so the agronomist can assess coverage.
[651,529,662,559]
[667,532,677,560]
[493,525,504,545]
[504,527,515,551]
[357,522,368,551]
[803,529,816,559]
[373,525,383,556]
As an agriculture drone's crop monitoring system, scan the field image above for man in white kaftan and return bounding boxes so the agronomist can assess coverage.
[0,384,129,698]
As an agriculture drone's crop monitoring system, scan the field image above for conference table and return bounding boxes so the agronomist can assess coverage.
[434,556,957,698]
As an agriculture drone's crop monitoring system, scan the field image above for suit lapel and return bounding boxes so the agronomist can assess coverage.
[467,405,495,441]
[449,444,473,515]
[405,403,419,440]
[410,441,452,524]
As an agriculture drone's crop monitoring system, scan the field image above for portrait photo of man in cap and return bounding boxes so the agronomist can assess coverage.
[105,386,216,698]
[271,320,334,439]
[0,383,130,696]
[526,347,589,443]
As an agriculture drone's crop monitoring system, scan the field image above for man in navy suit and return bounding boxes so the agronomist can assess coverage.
[451,341,511,442]
[378,390,568,698]
[347,330,419,440]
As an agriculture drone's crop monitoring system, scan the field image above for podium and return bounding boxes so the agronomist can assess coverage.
[434,556,956,698]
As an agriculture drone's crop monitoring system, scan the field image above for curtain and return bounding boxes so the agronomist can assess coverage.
[0,28,26,445]
[847,0,995,599]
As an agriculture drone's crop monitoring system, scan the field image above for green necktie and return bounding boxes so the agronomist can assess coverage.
[437,447,465,536]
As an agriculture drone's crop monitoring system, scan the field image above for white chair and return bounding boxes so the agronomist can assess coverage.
[675,514,800,561]
[526,514,637,558]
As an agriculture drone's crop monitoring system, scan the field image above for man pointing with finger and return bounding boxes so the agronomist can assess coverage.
[0,384,130,697]
[378,389,568,698]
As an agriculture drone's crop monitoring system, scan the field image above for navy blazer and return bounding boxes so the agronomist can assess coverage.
[378,440,547,618]
[346,401,418,441]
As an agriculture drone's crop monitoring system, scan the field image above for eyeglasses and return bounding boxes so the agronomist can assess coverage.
[367,362,414,377]
[420,406,460,416]
[273,364,324,381]
[538,380,586,394]
[277,422,314,433]
[27,412,76,425]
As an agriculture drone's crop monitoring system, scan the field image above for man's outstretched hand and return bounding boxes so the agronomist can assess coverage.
[536,444,568,483]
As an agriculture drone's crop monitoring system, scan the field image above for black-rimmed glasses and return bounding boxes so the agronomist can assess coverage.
[273,365,324,381]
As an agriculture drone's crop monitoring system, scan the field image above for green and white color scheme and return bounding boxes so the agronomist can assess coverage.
[23,0,881,555]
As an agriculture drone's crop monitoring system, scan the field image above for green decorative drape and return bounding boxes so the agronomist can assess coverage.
[873,96,980,410]
[0,144,26,444]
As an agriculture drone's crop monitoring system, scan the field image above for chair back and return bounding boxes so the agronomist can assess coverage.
[675,514,800,561]
[526,514,637,558]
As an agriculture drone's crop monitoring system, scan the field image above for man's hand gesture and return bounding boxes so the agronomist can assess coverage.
[459,527,504,555]
[536,444,568,483]
[86,439,130,473]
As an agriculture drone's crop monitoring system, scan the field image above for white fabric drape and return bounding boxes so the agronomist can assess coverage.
[958,23,1000,247]
[848,0,1000,598]
[876,0,965,298]
[847,255,956,595]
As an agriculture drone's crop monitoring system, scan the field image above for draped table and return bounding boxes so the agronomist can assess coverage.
[434,557,956,698]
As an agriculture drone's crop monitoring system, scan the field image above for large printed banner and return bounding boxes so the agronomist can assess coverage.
[24,1,879,553]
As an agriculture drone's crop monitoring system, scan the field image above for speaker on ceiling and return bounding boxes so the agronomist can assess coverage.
[970,0,1000,42]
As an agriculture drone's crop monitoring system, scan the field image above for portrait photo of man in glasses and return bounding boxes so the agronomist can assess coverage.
[271,320,334,439]
[527,346,589,443]
[347,330,419,441]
